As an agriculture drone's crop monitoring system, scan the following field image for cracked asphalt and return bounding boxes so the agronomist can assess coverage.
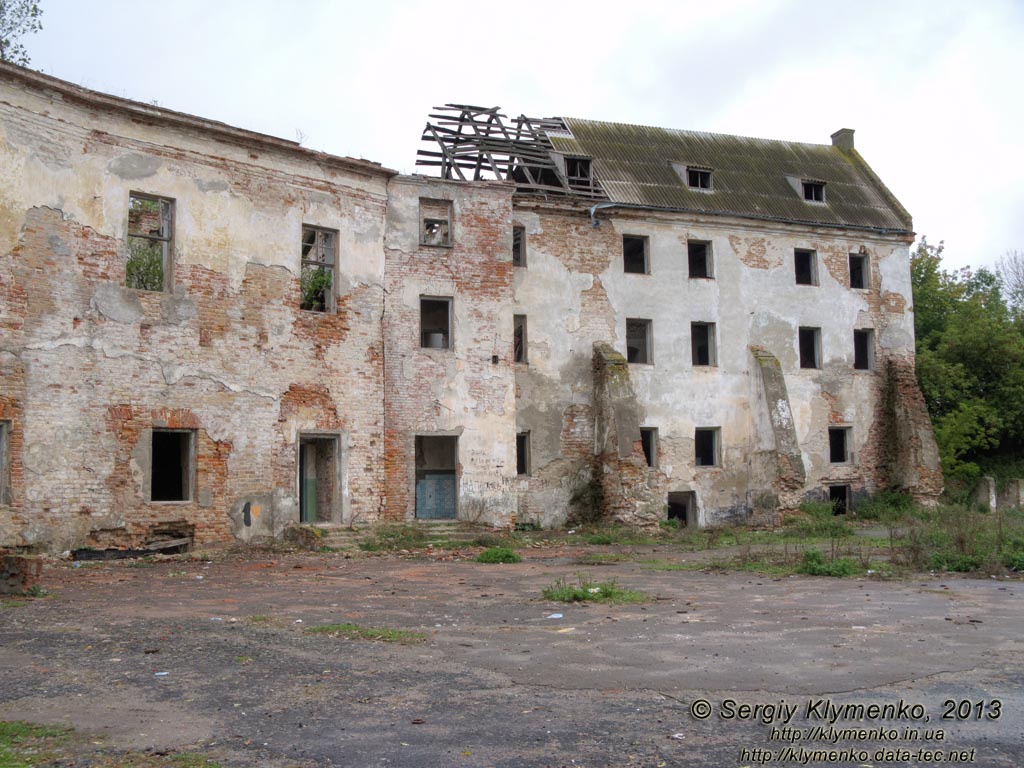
[1,548,1022,767]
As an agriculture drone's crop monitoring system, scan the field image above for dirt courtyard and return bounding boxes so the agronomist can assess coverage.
[1,547,1022,767]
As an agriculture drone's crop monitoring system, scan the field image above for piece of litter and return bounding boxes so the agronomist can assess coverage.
[546,613,563,619]
[556,627,575,633]
[154,672,169,677]
[588,587,601,593]
[852,625,866,629]
[195,576,204,580]
[670,733,685,740]
[210,617,223,621]
[294,619,303,624]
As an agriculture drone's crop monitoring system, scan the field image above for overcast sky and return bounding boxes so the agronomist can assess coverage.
[24,0,1024,271]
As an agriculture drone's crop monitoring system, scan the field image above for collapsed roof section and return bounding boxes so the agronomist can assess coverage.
[417,104,605,199]
[417,104,913,235]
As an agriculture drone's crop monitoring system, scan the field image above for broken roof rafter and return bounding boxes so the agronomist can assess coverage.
[417,104,606,199]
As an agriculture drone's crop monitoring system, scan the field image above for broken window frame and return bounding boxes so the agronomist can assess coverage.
[798,327,821,370]
[564,156,593,191]
[849,253,870,289]
[623,235,649,274]
[690,322,717,367]
[150,429,195,503]
[300,225,337,313]
[512,226,526,267]
[420,199,453,247]
[516,431,531,476]
[687,240,714,279]
[802,180,826,203]
[694,427,720,468]
[126,192,173,292]
[640,427,658,468]
[853,329,874,371]
[0,420,10,506]
[513,314,528,364]
[420,296,453,350]
[686,167,713,191]
[794,248,818,286]
[828,427,851,464]
[626,318,653,365]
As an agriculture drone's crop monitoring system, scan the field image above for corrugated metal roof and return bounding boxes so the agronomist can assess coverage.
[549,118,912,233]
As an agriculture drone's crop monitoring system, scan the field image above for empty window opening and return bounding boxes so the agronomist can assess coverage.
[514,314,527,363]
[512,226,526,267]
[802,181,825,202]
[640,428,657,468]
[691,322,717,366]
[688,241,713,278]
[626,318,652,364]
[151,430,193,502]
[687,168,712,190]
[0,420,10,506]
[799,327,821,369]
[667,491,696,527]
[415,435,458,520]
[829,484,850,515]
[300,225,336,312]
[127,193,173,292]
[565,157,592,186]
[623,235,649,274]
[794,249,818,286]
[854,329,874,370]
[829,427,851,464]
[694,428,719,467]
[421,297,452,349]
[420,199,452,246]
[516,432,530,476]
[849,253,870,289]
[299,436,339,524]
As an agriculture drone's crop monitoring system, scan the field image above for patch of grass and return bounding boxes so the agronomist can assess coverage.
[1,599,28,609]
[639,559,700,572]
[475,546,521,564]
[574,552,632,565]
[797,550,859,578]
[928,552,983,573]
[358,524,430,552]
[21,584,49,598]
[0,721,223,767]
[542,574,649,603]
[304,623,426,644]
[575,526,660,546]
[248,615,271,623]
[235,655,253,664]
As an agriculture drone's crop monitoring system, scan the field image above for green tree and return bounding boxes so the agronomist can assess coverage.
[0,0,42,66]
[912,240,1024,486]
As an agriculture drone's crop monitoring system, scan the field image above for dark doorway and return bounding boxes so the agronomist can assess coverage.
[668,491,697,527]
[415,435,458,520]
[152,430,192,502]
[829,484,850,515]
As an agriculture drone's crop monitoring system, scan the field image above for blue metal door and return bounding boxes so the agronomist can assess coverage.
[416,471,457,519]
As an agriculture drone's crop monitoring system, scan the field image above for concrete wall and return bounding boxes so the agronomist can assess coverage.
[382,177,517,526]
[512,202,931,526]
[0,68,391,550]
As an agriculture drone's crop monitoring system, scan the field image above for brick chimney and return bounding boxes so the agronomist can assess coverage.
[831,128,855,152]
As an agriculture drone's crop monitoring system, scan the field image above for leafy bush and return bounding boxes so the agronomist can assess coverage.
[797,550,859,577]
[475,546,522,564]
[929,552,983,572]
[542,574,648,603]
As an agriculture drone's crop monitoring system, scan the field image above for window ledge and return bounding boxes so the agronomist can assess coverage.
[420,242,454,249]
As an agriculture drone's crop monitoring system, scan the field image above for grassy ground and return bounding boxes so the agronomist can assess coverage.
[0,720,221,767]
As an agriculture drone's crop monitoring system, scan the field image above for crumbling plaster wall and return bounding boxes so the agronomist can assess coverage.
[382,177,517,526]
[0,73,390,551]
[513,202,925,526]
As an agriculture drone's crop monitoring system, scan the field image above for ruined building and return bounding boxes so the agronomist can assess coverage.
[0,64,942,553]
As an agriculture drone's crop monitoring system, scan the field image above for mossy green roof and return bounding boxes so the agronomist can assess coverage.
[550,118,912,234]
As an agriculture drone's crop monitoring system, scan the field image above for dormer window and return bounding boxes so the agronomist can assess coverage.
[687,168,712,190]
[565,157,592,184]
[802,180,825,202]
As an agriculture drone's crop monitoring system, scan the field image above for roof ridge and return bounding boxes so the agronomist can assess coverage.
[561,116,833,149]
